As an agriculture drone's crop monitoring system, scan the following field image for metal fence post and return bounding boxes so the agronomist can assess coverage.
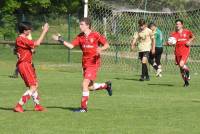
[67,14,71,63]
[115,44,119,63]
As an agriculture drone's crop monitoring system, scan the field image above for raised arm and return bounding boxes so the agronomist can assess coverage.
[35,23,49,46]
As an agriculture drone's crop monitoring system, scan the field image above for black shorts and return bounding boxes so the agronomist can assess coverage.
[138,51,150,60]
[149,47,163,65]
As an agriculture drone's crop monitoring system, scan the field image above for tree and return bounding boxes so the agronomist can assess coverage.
[0,0,82,39]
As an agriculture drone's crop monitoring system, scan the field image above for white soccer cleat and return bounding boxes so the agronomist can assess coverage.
[156,69,162,77]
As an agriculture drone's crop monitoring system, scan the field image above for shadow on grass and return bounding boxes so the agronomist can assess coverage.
[191,100,200,103]
[0,107,13,111]
[0,107,36,112]
[46,106,78,111]
[0,74,12,77]
[46,106,103,112]
[148,83,174,87]
[114,77,140,81]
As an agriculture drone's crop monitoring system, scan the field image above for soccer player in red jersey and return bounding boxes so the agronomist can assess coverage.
[14,22,49,112]
[167,19,195,87]
[53,18,112,112]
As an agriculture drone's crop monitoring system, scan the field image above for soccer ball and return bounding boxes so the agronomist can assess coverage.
[167,37,177,45]
[27,33,32,40]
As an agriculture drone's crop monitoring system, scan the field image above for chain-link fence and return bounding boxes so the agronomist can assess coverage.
[0,13,80,42]
[0,13,81,63]
[89,0,200,74]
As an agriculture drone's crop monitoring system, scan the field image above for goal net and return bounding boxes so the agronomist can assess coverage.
[88,0,200,74]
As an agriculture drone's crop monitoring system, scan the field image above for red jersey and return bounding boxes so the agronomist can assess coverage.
[71,32,107,68]
[16,36,35,64]
[170,29,193,56]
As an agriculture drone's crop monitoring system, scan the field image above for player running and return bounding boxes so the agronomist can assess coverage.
[14,22,49,112]
[167,19,195,87]
[52,17,112,113]
[148,22,164,77]
[131,19,155,81]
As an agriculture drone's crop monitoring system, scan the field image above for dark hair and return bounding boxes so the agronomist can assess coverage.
[138,19,146,26]
[175,19,183,24]
[18,21,32,33]
[80,17,92,28]
[148,22,156,28]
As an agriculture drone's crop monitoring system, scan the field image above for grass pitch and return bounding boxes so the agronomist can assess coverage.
[0,45,200,134]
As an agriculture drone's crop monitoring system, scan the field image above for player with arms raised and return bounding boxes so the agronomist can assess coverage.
[53,18,112,112]
[167,19,195,87]
[14,22,49,112]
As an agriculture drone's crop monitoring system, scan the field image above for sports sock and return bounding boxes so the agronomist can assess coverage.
[18,90,32,105]
[180,66,190,81]
[31,91,40,105]
[153,65,158,71]
[142,63,146,78]
[180,67,185,80]
[153,63,158,70]
[183,65,190,80]
[81,91,89,109]
[144,64,149,77]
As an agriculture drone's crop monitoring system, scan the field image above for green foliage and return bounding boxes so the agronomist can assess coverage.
[0,14,17,40]
[0,0,82,40]
[0,0,20,13]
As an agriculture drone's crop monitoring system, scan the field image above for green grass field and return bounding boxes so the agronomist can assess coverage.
[0,45,200,134]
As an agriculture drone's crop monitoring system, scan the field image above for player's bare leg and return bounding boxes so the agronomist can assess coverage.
[140,57,149,81]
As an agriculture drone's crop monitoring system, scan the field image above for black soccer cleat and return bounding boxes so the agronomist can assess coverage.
[185,71,190,80]
[183,81,189,87]
[145,76,150,81]
[139,77,144,81]
[73,108,87,113]
[105,81,112,96]
[9,75,18,78]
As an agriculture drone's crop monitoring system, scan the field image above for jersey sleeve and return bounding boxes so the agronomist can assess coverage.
[98,34,107,45]
[188,30,193,38]
[17,37,35,49]
[24,39,35,49]
[71,36,80,47]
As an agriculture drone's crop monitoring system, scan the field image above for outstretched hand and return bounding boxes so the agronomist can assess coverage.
[186,40,192,46]
[52,34,64,44]
[42,23,49,33]
[52,34,60,41]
